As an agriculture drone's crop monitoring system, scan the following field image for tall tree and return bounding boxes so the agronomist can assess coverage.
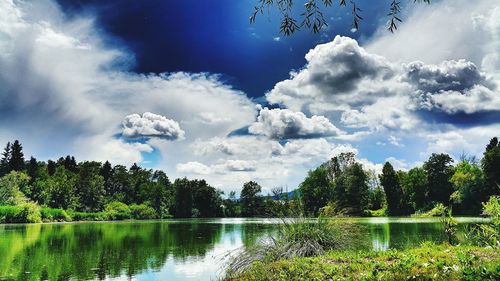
[482,137,500,196]
[423,153,454,205]
[400,167,429,212]
[172,178,193,218]
[343,163,369,214]
[8,140,24,172]
[380,162,406,215]
[240,181,263,217]
[450,160,486,215]
[77,161,105,212]
[47,160,56,176]
[0,142,11,176]
[300,166,332,216]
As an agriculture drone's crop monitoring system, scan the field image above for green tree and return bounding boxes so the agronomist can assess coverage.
[223,191,239,217]
[172,178,193,218]
[192,180,223,217]
[8,140,24,172]
[47,160,56,176]
[401,167,429,212]
[47,167,78,210]
[77,161,105,212]
[343,163,369,213]
[0,171,30,205]
[380,162,406,215]
[450,160,486,215]
[424,153,454,205]
[240,181,264,217]
[482,137,500,197]
[0,142,11,176]
[148,170,173,218]
[299,167,331,216]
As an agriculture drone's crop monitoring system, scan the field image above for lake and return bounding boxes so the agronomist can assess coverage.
[0,217,487,281]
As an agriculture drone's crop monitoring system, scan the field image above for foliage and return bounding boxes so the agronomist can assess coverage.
[0,171,29,205]
[250,0,432,35]
[401,167,429,212]
[413,202,447,217]
[424,153,455,205]
[130,204,157,219]
[481,137,500,197]
[240,181,264,217]
[379,162,407,215]
[464,195,500,248]
[440,207,458,245]
[450,160,486,214]
[299,167,331,216]
[227,243,500,281]
[0,202,41,223]
[105,201,131,220]
[40,207,71,222]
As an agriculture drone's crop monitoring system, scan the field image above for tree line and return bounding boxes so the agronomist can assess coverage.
[0,140,289,220]
[1,137,498,221]
[300,137,500,216]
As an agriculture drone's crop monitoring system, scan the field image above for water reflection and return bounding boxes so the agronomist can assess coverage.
[0,218,485,281]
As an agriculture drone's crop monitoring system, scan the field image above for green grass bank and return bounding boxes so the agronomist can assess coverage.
[227,243,500,281]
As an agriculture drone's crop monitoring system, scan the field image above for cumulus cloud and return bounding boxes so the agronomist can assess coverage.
[266,36,396,114]
[122,112,185,140]
[248,107,343,139]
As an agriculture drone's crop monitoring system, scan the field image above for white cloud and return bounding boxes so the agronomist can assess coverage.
[248,107,343,139]
[122,112,185,140]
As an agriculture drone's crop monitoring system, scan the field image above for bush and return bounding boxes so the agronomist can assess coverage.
[104,201,131,220]
[41,208,71,222]
[464,196,500,248]
[130,204,157,220]
[366,208,387,217]
[69,211,108,221]
[0,203,41,223]
[413,203,446,217]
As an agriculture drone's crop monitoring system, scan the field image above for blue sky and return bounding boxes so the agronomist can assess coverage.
[0,0,499,194]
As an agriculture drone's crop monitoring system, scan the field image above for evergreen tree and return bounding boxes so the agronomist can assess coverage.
[482,137,500,196]
[47,160,56,176]
[0,142,11,176]
[27,157,38,183]
[8,140,24,172]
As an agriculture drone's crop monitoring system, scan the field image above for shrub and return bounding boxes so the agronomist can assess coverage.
[41,208,71,222]
[465,195,500,248]
[104,201,131,220]
[0,203,41,223]
[69,211,107,221]
[413,203,446,217]
[130,204,157,220]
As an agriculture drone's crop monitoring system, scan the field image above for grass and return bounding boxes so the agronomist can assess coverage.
[225,216,367,277]
[227,243,500,281]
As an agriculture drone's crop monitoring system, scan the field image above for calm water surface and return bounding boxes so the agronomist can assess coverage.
[0,217,487,281]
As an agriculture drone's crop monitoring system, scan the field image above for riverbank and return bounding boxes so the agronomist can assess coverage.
[227,243,500,280]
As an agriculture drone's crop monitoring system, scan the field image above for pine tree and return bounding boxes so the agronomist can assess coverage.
[47,160,56,176]
[0,142,11,176]
[8,140,24,172]
[27,156,38,183]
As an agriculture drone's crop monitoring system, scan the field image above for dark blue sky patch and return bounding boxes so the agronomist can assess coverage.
[55,0,389,98]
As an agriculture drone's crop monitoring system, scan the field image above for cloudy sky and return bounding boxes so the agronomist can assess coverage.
[1,0,499,194]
